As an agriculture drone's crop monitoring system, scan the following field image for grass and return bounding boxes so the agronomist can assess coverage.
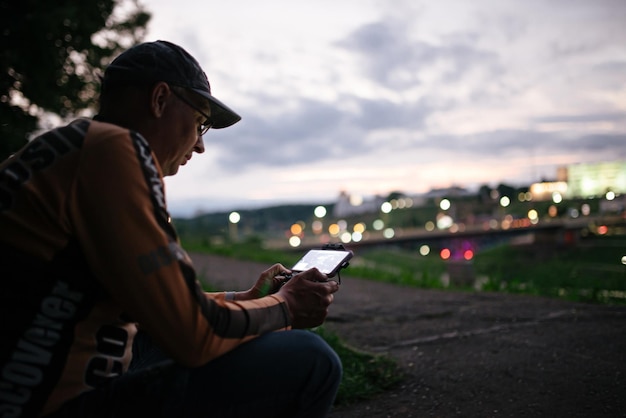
[187,234,626,405]
[472,236,626,304]
[314,327,404,406]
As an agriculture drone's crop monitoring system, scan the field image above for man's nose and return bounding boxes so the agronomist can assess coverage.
[194,136,205,154]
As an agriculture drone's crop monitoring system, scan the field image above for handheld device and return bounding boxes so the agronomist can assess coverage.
[288,245,353,283]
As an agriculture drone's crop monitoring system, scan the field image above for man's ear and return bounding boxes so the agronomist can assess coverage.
[150,82,171,118]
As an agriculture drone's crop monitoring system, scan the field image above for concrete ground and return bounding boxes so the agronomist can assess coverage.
[191,253,626,418]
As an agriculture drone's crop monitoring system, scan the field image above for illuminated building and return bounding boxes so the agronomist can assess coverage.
[566,160,626,198]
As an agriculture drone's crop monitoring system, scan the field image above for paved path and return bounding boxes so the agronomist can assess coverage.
[190,253,626,417]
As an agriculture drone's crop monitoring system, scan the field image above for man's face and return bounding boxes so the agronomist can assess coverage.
[158,88,208,176]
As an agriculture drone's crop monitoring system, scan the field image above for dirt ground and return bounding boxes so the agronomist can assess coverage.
[190,253,626,418]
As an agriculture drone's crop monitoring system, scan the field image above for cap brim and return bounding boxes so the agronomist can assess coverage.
[192,88,241,129]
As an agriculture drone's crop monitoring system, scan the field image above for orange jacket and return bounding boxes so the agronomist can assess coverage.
[0,119,290,417]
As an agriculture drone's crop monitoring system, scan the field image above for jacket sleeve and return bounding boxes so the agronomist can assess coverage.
[71,122,291,367]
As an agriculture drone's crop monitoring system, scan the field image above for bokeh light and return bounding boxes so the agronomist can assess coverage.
[436,215,453,229]
[581,203,591,216]
[314,206,327,218]
[312,220,323,234]
[350,195,363,206]
[548,205,558,217]
[228,212,240,224]
[290,223,303,235]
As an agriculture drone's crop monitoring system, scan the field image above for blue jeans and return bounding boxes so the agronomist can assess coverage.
[46,330,342,418]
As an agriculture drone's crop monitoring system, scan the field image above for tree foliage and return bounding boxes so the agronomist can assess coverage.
[0,0,151,161]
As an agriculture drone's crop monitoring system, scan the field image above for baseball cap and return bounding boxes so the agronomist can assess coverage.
[103,40,241,129]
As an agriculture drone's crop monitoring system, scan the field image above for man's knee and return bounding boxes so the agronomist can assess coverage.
[287,330,342,387]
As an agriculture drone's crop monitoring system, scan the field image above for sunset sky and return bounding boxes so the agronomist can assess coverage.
[141,0,626,217]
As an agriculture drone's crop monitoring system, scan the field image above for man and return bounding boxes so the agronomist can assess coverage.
[0,40,341,418]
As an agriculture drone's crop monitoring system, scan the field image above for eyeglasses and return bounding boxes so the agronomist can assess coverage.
[171,88,213,136]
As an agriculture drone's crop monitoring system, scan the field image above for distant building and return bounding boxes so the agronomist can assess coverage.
[332,187,473,217]
[565,160,626,198]
[332,191,385,217]
[530,181,568,201]
[423,186,474,199]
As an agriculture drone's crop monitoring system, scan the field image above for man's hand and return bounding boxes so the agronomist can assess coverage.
[276,268,340,329]
[237,263,292,300]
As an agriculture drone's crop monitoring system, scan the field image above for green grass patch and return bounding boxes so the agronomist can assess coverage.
[184,236,303,267]
[187,235,626,305]
[345,247,448,289]
[313,327,403,406]
[473,236,626,304]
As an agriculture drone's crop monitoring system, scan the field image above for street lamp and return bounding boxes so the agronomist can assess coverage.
[228,211,240,242]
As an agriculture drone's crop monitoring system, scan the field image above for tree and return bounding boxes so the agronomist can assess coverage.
[0,0,151,161]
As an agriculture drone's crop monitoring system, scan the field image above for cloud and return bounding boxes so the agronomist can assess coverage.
[152,0,626,214]
[336,18,503,92]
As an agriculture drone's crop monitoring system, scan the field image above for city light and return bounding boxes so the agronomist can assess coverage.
[548,205,558,217]
[312,220,323,234]
[372,219,385,230]
[228,211,240,224]
[314,206,327,218]
[440,198,451,210]
[606,191,616,201]
[528,209,539,225]
[440,248,451,260]
[436,214,453,230]
[581,203,591,216]
[552,192,563,204]
[328,223,340,236]
[228,211,240,242]
[290,223,303,235]
[464,249,474,260]
[381,202,392,213]
[383,228,395,239]
[289,236,301,247]
[500,196,510,207]
[419,245,430,256]
[350,195,363,206]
